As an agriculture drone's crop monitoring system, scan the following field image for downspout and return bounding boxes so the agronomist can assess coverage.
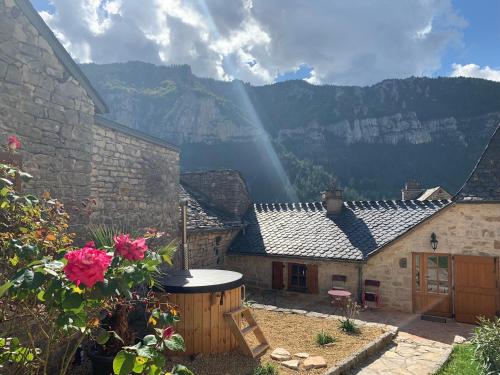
[180,199,189,271]
[357,263,363,304]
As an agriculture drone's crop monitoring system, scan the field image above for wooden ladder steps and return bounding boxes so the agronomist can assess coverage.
[224,306,269,358]
[241,324,258,335]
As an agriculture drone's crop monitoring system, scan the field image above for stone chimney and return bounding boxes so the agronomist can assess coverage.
[321,183,344,215]
[401,180,424,200]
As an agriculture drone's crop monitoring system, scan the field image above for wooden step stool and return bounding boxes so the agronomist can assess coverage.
[224,306,269,358]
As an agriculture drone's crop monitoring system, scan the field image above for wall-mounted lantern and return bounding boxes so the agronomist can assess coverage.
[430,232,438,251]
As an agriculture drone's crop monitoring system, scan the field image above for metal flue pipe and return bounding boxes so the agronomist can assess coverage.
[180,199,189,270]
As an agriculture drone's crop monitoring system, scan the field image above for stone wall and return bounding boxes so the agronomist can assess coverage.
[225,254,360,298]
[0,0,180,237]
[90,120,179,233]
[0,0,95,234]
[364,202,500,312]
[186,229,239,269]
[226,203,500,312]
[181,170,251,217]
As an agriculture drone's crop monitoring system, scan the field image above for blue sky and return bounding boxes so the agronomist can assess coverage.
[31,0,500,85]
[436,0,500,75]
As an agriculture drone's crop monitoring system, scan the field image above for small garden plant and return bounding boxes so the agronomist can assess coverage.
[316,330,336,346]
[472,317,500,375]
[253,362,279,375]
[339,299,361,334]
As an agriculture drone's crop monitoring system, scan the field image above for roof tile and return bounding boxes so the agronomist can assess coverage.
[229,199,450,260]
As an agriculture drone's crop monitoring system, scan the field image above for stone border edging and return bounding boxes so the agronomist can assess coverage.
[250,303,399,374]
[324,330,396,375]
[429,335,466,375]
[429,346,453,375]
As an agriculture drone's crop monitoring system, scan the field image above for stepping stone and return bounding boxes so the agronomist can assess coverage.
[294,352,309,359]
[271,348,291,361]
[281,360,300,371]
[454,335,466,344]
[303,356,327,369]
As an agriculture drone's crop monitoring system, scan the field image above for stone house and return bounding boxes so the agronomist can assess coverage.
[226,125,500,324]
[180,170,251,269]
[2,0,498,326]
[401,181,452,201]
[0,0,179,236]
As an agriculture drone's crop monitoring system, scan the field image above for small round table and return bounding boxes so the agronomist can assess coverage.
[328,289,352,312]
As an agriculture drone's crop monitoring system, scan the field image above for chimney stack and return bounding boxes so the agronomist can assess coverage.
[321,182,344,215]
[401,180,424,200]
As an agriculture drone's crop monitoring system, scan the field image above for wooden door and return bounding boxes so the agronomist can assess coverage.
[454,256,498,324]
[413,253,452,317]
[271,261,284,290]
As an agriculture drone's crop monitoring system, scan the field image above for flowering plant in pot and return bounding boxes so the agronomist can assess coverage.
[0,138,192,375]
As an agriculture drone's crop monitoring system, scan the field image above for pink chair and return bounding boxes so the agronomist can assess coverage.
[362,279,381,308]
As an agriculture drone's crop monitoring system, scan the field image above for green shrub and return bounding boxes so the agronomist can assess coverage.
[316,330,336,346]
[339,300,361,334]
[472,317,500,375]
[253,362,279,375]
[339,319,359,334]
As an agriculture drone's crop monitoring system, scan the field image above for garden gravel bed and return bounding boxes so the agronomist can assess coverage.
[167,307,390,375]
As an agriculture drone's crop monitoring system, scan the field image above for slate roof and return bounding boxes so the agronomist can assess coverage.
[229,200,450,261]
[180,185,242,232]
[15,0,108,113]
[417,186,451,201]
[456,123,500,202]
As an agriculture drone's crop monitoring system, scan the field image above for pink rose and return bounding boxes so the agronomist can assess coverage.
[63,244,112,288]
[113,234,148,261]
[162,326,175,340]
[7,135,21,150]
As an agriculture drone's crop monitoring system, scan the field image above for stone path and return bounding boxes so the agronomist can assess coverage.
[352,332,452,375]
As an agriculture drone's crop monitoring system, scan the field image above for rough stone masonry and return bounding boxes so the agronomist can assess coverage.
[0,0,179,237]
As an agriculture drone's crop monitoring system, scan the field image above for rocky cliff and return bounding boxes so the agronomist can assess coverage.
[81,62,500,201]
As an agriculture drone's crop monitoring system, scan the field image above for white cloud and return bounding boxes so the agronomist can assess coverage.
[450,63,500,82]
[39,0,466,86]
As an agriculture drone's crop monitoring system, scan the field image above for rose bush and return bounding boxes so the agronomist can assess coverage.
[114,234,149,261]
[64,243,113,288]
[0,141,192,375]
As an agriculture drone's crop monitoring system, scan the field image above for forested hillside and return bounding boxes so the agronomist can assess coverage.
[81,62,500,201]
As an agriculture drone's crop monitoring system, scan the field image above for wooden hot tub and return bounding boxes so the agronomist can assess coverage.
[159,269,244,355]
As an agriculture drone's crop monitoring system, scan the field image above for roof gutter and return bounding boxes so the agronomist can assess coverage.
[226,251,367,264]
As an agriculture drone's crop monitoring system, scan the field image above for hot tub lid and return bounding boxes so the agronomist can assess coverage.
[159,269,243,293]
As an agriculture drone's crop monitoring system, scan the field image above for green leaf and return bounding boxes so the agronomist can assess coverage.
[148,365,162,375]
[0,281,13,297]
[113,350,135,375]
[136,345,154,359]
[18,171,33,181]
[37,290,45,301]
[142,335,157,347]
[163,334,185,352]
[62,292,84,312]
[171,364,194,375]
[96,328,110,345]
[132,356,146,373]
[0,178,13,186]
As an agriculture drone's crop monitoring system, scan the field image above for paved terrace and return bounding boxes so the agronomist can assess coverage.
[250,289,475,375]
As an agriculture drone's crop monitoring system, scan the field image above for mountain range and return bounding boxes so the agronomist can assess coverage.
[80,62,500,202]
